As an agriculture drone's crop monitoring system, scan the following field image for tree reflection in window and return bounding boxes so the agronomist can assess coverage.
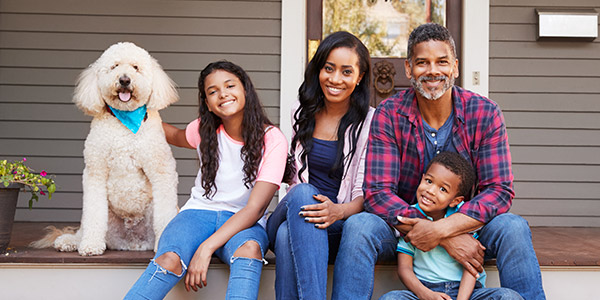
[323,0,446,58]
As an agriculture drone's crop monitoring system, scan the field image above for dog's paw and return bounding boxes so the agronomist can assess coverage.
[78,239,106,256]
[54,234,79,252]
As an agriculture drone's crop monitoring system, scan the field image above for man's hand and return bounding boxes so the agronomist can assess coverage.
[440,233,486,277]
[398,216,443,252]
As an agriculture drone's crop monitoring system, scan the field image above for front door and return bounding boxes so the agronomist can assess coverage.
[307,0,462,106]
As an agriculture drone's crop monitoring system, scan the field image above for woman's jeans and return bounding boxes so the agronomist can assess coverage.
[266,183,344,300]
[332,212,546,300]
[379,280,523,300]
[124,209,269,300]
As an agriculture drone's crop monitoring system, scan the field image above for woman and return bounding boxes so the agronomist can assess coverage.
[266,31,374,299]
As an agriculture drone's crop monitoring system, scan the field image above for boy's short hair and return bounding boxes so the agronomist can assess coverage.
[426,152,475,200]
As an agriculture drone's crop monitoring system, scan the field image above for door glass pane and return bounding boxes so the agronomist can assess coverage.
[323,0,446,58]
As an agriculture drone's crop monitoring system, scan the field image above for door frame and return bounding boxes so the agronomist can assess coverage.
[279,0,490,142]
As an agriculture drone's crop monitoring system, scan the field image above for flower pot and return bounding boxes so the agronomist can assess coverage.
[0,183,21,253]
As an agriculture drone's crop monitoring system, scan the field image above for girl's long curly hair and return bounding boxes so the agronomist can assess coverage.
[197,60,273,198]
[292,31,371,181]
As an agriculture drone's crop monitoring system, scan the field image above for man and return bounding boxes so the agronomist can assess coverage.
[331,23,545,300]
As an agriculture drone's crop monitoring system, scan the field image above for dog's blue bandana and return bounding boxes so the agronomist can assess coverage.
[108,105,147,134]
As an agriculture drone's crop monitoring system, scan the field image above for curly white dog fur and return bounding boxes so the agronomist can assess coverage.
[44,42,179,256]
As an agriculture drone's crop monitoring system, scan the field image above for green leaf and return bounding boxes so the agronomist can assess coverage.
[48,183,56,194]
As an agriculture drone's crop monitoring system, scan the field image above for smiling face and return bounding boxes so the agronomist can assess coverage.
[96,43,155,111]
[319,47,364,106]
[405,40,459,101]
[416,162,464,220]
[203,70,246,122]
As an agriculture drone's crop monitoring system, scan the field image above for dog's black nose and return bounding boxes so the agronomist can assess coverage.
[119,75,131,86]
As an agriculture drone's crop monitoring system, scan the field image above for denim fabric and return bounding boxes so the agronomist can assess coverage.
[124,209,268,300]
[478,213,546,300]
[332,212,545,300]
[266,183,344,300]
[379,280,523,300]
[331,212,398,300]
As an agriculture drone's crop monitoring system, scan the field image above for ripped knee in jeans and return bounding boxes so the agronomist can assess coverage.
[152,252,187,278]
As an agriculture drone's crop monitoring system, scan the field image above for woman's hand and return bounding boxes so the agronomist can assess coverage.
[184,242,215,292]
[299,194,344,229]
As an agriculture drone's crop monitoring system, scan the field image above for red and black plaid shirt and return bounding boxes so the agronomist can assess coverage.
[364,86,514,226]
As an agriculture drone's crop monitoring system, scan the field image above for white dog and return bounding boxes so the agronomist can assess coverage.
[34,42,179,256]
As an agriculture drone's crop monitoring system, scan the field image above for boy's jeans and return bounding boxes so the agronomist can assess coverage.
[124,209,268,300]
[332,212,546,300]
[379,280,523,300]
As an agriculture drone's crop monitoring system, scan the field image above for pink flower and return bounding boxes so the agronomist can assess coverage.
[40,171,47,177]
[40,191,46,195]
[23,158,27,162]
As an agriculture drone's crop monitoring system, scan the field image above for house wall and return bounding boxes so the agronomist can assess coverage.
[3,0,599,227]
[489,0,600,226]
[0,0,282,222]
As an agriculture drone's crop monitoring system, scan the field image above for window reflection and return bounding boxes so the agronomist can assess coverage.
[323,0,446,58]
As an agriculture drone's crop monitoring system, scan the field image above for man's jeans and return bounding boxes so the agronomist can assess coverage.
[332,212,546,300]
[266,183,344,300]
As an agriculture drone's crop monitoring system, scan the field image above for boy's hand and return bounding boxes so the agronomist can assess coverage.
[397,216,442,252]
[418,290,452,300]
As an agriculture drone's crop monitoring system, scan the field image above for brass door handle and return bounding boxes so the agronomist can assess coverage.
[373,60,396,95]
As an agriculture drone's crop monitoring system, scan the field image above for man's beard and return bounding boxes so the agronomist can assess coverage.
[410,74,455,100]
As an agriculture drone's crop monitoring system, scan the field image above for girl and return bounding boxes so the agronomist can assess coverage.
[265,31,375,299]
[125,61,288,300]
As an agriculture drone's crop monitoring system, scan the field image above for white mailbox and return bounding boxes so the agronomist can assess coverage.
[536,9,598,40]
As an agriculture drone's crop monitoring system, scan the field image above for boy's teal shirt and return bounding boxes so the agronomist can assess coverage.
[397,202,486,285]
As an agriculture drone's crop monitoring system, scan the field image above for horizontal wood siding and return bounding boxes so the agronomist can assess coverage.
[0,0,282,221]
[490,0,600,226]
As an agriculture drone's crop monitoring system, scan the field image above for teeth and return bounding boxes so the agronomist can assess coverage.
[421,195,433,205]
[220,100,234,106]
[328,87,342,93]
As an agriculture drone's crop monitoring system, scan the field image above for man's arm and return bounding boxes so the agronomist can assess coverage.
[458,103,514,223]
[363,100,422,225]
[399,213,486,276]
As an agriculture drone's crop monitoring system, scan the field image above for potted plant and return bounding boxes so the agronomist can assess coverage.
[0,158,57,252]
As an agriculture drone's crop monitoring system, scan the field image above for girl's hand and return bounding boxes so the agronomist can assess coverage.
[184,242,214,292]
[299,194,344,229]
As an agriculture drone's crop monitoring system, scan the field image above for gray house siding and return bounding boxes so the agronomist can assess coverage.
[490,0,600,226]
[0,0,282,222]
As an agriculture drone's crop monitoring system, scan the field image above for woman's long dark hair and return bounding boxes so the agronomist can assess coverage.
[197,60,273,198]
[292,31,371,181]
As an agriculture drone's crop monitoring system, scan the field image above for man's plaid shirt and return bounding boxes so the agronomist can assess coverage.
[363,86,514,226]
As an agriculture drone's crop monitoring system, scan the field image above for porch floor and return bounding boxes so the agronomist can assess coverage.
[2,222,599,266]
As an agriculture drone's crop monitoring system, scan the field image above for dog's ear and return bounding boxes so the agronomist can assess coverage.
[147,58,178,111]
[73,62,104,116]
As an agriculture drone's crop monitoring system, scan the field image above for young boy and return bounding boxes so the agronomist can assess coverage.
[380,152,522,300]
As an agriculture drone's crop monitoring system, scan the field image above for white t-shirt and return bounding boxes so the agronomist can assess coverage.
[180,119,288,227]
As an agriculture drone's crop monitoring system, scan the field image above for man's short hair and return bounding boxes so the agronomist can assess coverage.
[426,151,475,200]
[407,23,456,62]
